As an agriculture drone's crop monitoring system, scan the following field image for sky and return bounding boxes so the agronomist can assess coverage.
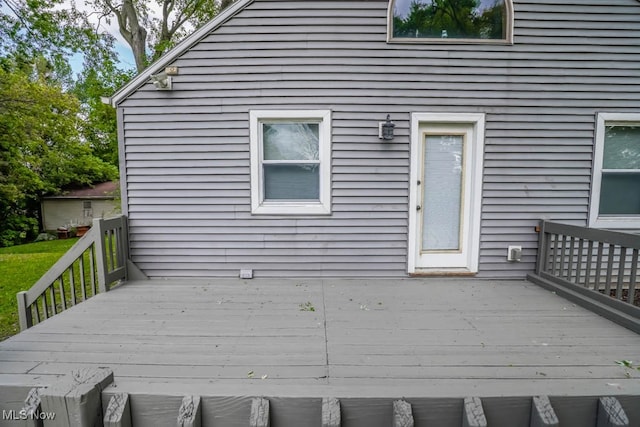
[67,0,143,75]
[69,40,136,76]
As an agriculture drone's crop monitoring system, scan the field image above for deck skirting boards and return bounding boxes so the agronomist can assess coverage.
[2,381,639,427]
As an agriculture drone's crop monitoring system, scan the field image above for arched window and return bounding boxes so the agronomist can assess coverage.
[389,0,513,43]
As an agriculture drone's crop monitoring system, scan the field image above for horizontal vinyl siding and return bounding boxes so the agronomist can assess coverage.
[120,0,640,278]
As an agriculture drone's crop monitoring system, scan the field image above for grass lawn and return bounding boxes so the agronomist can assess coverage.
[0,239,77,340]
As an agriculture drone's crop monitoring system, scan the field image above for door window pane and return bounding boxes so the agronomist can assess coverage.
[422,134,464,250]
[263,123,319,161]
[264,164,320,200]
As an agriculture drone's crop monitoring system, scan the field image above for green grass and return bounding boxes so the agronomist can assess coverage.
[0,239,77,340]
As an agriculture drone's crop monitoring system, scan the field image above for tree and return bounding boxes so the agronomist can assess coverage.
[0,0,118,86]
[0,58,119,246]
[72,47,135,168]
[94,0,237,72]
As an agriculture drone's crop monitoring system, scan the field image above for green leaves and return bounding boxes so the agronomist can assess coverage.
[615,360,640,379]
[615,360,639,370]
[299,302,316,312]
[1,0,116,85]
[0,59,118,246]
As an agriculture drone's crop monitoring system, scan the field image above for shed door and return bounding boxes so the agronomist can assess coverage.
[409,114,484,273]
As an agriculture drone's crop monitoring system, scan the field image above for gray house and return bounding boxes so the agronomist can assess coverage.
[107,0,640,280]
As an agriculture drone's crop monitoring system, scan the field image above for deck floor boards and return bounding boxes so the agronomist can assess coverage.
[1,278,639,398]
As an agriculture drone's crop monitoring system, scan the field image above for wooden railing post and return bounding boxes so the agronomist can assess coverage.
[535,220,548,275]
[17,291,32,331]
[94,217,108,293]
[119,215,129,281]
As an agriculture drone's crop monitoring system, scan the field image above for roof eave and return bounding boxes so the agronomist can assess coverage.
[109,0,255,107]
[43,196,116,200]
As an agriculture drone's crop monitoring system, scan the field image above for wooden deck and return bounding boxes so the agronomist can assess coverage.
[1,278,640,425]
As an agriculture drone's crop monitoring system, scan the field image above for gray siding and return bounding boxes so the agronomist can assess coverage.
[119,0,640,278]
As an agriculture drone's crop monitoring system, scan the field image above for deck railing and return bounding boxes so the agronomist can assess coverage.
[528,220,640,333]
[16,215,129,331]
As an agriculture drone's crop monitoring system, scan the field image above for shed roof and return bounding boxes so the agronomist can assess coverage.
[44,181,119,200]
[107,0,254,107]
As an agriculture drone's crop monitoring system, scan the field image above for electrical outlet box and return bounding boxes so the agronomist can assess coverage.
[239,269,253,279]
[507,246,522,262]
[165,66,179,75]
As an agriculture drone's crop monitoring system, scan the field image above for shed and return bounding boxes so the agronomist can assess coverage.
[108,0,640,279]
[41,181,120,231]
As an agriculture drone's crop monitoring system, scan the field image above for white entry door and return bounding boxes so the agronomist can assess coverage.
[408,113,485,274]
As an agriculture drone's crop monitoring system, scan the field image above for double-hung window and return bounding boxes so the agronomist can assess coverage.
[249,110,332,215]
[589,113,640,228]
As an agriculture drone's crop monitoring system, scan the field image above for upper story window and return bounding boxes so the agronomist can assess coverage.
[389,0,513,44]
[589,113,640,229]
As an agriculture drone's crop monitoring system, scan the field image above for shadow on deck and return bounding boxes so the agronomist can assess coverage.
[1,278,639,426]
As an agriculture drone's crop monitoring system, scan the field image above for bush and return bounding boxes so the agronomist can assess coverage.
[0,214,38,247]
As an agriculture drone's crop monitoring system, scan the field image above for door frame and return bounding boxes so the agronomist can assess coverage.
[408,112,485,274]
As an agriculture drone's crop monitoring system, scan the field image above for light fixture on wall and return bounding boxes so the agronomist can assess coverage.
[379,114,395,141]
[150,71,172,90]
[150,67,178,91]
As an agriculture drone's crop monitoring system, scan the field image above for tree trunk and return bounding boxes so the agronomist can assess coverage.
[118,0,148,72]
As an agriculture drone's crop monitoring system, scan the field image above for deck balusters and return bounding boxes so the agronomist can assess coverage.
[58,277,67,311]
[550,234,558,275]
[531,220,640,333]
[567,236,575,281]
[559,235,567,278]
[604,244,615,296]
[48,286,56,315]
[575,237,584,286]
[630,250,638,306]
[16,216,129,331]
[616,247,627,300]
[594,242,604,290]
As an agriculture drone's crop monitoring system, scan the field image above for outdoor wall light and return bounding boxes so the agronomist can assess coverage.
[379,114,395,141]
[150,71,172,90]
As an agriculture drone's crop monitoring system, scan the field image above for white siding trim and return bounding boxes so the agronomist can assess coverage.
[408,112,485,274]
[117,108,129,216]
[249,110,332,215]
[589,112,640,229]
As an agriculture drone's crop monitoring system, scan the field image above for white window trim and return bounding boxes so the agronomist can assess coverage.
[249,110,332,215]
[589,112,640,229]
[387,0,514,45]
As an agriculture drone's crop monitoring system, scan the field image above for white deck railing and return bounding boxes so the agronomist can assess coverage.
[16,215,129,331]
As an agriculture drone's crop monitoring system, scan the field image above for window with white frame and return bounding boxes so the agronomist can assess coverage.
[249,110,332,215]
[589,113,640,228]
